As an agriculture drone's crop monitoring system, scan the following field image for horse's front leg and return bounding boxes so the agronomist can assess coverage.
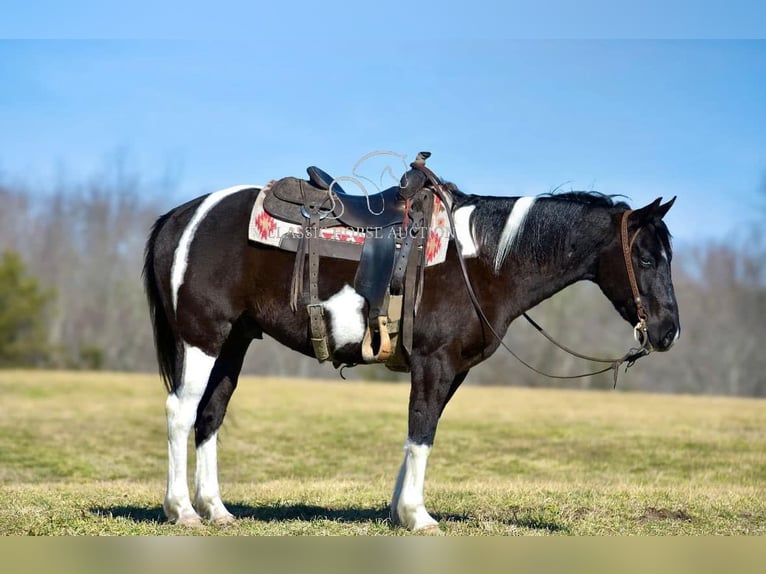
[390,355,467,532]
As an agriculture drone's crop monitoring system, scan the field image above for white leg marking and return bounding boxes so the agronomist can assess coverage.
[194,431,234,524]
[453,205,478,257]
[164,344,216,525]
[171,185,256,312]
[322,284,366,348]
[494,196,536,272]
[390,440,438,531]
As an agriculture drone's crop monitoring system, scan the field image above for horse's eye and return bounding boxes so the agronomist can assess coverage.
[639,256,653,268]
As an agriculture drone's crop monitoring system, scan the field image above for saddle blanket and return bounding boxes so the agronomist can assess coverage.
[248,186,452,266]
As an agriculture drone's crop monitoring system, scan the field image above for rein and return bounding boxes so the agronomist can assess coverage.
[413,164,651,387]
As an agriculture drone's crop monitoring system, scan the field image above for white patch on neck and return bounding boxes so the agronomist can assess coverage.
[322,285,366,348]
[453,205,478,257]
[494,196,536,272]
[171,186,256,312]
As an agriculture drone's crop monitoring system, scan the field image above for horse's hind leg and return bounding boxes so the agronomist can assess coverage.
[193,326,252,524]
[164,342,219,526]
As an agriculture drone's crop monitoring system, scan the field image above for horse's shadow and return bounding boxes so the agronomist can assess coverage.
[90,503,566,532]
[91,503,438,524]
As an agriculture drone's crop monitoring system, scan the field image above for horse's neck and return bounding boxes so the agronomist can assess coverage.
[479,204,612,322]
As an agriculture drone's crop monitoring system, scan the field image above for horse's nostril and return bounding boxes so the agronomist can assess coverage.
[662,327,677,348]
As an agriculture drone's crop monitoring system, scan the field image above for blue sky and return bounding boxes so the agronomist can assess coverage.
[2,1,766,39]
[1,38,765,244]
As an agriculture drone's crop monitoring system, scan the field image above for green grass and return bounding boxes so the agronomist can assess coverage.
[0,370,764,535]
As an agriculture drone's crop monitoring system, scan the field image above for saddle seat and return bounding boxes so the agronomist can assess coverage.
[264,166,407,229]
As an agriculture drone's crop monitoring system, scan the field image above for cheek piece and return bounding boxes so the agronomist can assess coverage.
[621,210,651,352]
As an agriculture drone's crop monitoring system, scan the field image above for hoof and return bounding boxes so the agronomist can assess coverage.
[210,513,236,526]
[415,524,443,535]
[173,514,204,528]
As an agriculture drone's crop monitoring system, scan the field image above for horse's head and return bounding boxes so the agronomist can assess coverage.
[596,197,680,352]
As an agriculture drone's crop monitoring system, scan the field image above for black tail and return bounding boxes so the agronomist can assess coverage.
[143,211,179,393]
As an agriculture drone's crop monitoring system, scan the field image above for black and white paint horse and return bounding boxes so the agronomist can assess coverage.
[144,181,679,531]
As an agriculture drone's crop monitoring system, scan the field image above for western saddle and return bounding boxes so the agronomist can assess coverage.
[261,151,441,370]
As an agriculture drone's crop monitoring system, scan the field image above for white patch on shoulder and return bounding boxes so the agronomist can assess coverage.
[171,185,257,312]
[495,196,536,272]
[453,205,478,257]
[322,285,366,348]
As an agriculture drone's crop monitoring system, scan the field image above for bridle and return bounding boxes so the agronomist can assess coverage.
[412,163,653,387]
[621,209,650,350]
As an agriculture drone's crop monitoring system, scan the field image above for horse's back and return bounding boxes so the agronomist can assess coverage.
[149,186,260,276]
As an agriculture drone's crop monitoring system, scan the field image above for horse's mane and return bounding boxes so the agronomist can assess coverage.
[449,185,630,211]
[538,190,631,210]
[538,191,672,259]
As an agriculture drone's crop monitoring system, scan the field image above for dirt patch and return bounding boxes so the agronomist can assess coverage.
[640,507,692,522]
[571,507,592,519]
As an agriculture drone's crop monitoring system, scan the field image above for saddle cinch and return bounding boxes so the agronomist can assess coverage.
[261,152,439,371]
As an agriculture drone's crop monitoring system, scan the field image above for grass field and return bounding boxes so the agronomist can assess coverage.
[0,370,764,535]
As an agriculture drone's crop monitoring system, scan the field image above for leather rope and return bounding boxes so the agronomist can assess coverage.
[412,164,650,387]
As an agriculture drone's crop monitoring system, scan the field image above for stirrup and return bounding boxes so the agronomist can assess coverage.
[361,316,392,363]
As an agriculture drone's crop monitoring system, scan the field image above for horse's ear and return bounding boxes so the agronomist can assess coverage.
[654,196,676,220]
[631,197,663,224]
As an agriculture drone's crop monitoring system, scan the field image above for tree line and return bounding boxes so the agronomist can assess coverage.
[0,169,763,396]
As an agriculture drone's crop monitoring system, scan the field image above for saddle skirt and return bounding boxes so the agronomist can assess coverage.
[248,182,452,266]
